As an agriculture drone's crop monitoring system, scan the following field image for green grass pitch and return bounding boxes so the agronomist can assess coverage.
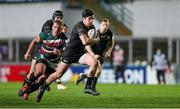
[1,82,180,108]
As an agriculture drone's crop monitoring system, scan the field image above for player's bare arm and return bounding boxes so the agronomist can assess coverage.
[105,37,115,57]
[79,34,100,45]
[24,35,41,60]
[85,45,100,59]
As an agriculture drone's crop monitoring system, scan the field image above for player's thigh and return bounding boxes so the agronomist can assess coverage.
[56,61,70,74]
[30,59,37,73]
[35,61,46,74]
[31,59,36,68]
[79,53,97,66]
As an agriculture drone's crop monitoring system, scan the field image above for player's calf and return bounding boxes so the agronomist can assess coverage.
[36,82,48,102]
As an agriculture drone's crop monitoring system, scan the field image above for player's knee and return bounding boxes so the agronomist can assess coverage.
[35,70,43,76]
[90,58,98,68]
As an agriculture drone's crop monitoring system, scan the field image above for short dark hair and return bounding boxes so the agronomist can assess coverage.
[52,10,63,20]
[53,20,63,27]
[82,8,94,18]
[63,23,68,28]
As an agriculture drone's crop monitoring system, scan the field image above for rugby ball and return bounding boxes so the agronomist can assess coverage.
[88,29,96,39]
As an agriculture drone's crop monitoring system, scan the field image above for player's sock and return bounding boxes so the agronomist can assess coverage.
[92,77,100,95]
[37,75,51,92]
[92,77,98,90]
[84,77,99,96]
[19,73,37,97]
[76,73,87,85]
[27,73,37,86]
[22,77,28,86]
[85,77,93,89]
[36,82,48,102]
[57,81,62,84]
[28,83,39,94]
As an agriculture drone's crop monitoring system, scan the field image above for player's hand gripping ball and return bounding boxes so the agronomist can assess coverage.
[88,29,96,39]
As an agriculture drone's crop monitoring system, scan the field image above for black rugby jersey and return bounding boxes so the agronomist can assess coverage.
[64,21,95,55]
[91,29,113,56]
[41,19,53,33]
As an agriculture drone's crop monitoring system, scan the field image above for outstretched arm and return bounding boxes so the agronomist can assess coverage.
[85,45,100,59]
[104,36,115,57]
[24,35,41,60]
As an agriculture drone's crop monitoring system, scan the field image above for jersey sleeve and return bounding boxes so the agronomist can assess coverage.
[77,24,87,36]
[39,32,47,41]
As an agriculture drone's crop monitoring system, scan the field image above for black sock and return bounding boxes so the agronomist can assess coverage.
[84,74,88,78]
[28,83,39,94]
[85,77,93,89]
[27,73,37,86]
[40,82,49,92]
[22,77,28,86]
[57,81,62,84]
[92,77,98,91]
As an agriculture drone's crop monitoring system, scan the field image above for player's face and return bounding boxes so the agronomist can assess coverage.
[100,21,108,33]
[54,16,63,21]
[83,15,94,27]
[156,49,161,55]
[52,22,62,36]
[62,26,68,33]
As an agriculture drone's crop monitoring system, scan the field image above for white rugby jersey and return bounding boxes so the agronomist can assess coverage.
[153,53,167,70]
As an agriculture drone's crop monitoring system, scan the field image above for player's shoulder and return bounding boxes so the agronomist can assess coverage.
[39,31,46,36]
[73,21,87,33]
[107,29,113,35]
[42,20,53,28]
[60,32,68,40]
[44,19,53,24]
[42,19,53,32]
[75,21,84,28]
[39,31,50,40]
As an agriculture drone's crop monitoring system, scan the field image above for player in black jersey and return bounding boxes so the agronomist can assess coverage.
[76,19,114,95]
[42,10,63,33]
[36,8,100,102]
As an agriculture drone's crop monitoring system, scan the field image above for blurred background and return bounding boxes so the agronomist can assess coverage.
[0,0,180,85]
